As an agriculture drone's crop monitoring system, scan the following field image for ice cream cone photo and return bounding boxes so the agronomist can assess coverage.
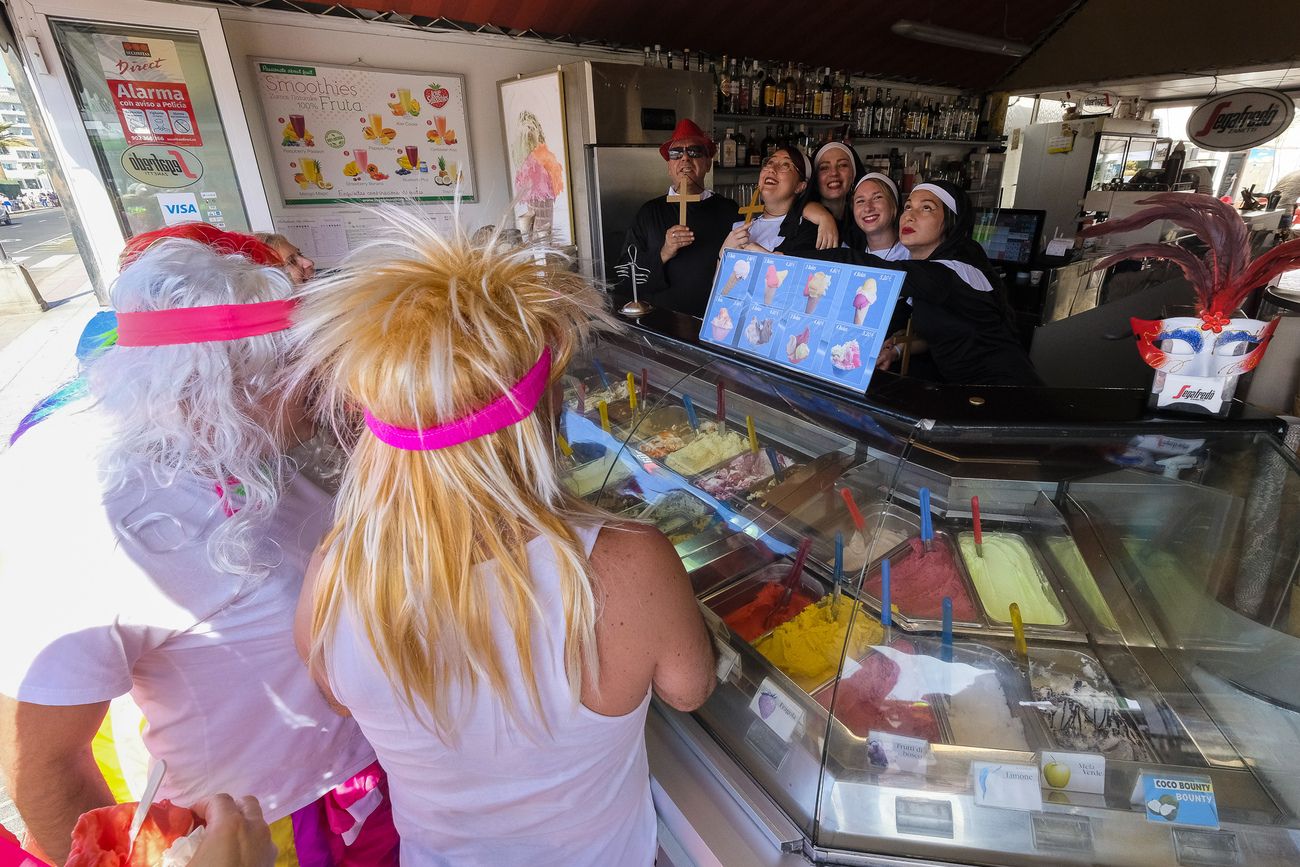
[722,259,750,296]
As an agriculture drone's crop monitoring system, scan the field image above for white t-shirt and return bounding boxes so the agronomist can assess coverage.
[0,405,374,818]
[733,213,785,251]
[869,240,911,261]
[326,523,656,866]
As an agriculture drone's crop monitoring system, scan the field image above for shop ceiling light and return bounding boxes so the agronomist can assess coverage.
[890,20,1031,57]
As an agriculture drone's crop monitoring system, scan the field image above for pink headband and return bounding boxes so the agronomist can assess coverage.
[364,347,553,451]
[116,299,296,347]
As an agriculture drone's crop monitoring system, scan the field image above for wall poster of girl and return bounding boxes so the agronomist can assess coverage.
[498,69,573,247]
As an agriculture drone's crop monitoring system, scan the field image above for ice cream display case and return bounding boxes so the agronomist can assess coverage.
[558,327,1300,867]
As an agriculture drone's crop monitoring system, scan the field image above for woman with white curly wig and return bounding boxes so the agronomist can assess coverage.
[0,224,396,866]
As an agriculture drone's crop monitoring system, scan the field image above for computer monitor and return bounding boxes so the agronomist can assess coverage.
[972,208,1046,267]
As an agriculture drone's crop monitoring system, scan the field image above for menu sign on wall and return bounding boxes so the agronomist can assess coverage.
[700,249,903,392]
[96,36,202,148]
[252,59,476,205]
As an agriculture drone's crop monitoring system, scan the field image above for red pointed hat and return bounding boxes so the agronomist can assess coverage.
[659,118,716,161]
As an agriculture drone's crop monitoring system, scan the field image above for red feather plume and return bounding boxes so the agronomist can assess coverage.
[1081,192,1300,314]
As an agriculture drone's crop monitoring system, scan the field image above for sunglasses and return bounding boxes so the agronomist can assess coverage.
[667,145,709,160]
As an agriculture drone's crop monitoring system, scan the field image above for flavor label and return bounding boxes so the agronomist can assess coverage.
[715,642,739,683]
[1040,751,1106,795]
[1138,773,1219,828]
[868,731,931,774]
[972,762,1042,812]
[749,677,803,740]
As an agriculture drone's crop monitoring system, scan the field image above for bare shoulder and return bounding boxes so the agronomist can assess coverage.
[588,520,684,588]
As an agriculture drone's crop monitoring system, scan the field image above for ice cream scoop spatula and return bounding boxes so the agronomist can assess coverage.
[764,537,813,630]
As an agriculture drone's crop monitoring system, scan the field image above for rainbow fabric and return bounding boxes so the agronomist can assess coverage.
[7,311,117,446]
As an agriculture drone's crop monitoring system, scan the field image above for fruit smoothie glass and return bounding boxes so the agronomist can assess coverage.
[369,113,383,131]
[288,115,305,138]
[404,145,420,168]
[397,88,412,107]
[353,149,369,172]
[434,115,449,139]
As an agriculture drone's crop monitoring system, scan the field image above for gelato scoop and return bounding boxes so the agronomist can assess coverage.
[665,427,749,475]
[744,316,774,346]
[722,258,751,296]
[830,339,862,371]
[853,278,878,325]
[763,264,789,304]
[803,271,830,312]
[865,537,979,622]
[710,307,735,341]
[697,449,795,499]
[816,647,940,741]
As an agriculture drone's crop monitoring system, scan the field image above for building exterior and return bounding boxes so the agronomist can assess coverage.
[0,83,49,192]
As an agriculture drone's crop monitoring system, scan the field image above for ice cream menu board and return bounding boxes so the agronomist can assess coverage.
[700,250,903,392]
[252,59,476,205]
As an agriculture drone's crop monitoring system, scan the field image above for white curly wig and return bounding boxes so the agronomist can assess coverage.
[87,237,299,577]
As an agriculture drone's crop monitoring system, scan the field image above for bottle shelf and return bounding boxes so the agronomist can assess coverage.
[716,112,849,125]
[712,137,1003,172]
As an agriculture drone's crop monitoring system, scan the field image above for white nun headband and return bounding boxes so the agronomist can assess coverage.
[910,182,958,213]
[854,172,898,201]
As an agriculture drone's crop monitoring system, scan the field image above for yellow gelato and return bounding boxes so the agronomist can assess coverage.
[754,598,885,691]
[665,428,748,475]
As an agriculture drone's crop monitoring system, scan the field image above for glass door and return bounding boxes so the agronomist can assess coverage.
[1090,134,1129,188]
[48,20,251,235]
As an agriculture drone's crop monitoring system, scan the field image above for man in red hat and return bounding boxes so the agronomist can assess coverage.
[616,119,739,317]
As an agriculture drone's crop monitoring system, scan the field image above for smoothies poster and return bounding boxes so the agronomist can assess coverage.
[252,59,476,204]
[702,250,903,392]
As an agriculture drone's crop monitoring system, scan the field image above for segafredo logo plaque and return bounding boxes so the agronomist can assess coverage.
[1187,88,1294,152]
[121,144,204,188]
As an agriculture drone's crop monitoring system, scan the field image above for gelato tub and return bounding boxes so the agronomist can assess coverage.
[696,449,795,500]
[863,533,980,624]
[814,643,941,741]
[1028,648,1153,762]
[665,427,749,476]
[959,531,1068,626]
[704,561,827,643]
[1043,536,1120,632]
[562,451,632,499]
[638,489,723,545]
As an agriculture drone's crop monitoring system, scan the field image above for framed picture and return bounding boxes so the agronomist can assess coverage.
[498,69,573,246]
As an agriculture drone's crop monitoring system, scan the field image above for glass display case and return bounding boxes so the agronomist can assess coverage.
[559,327,1300,867]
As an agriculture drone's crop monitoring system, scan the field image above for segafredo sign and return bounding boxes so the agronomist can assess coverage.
[1187,88,1294,151]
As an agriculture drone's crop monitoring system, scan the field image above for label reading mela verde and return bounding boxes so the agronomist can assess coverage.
[1141,773,1219,828]
[1040,751,1106,795]
[1187,87,1295,152]
[748,676,804,741]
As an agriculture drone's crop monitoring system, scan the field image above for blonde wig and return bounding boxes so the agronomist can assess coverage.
[291,210,619,741]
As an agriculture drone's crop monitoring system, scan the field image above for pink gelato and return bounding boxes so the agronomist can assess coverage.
[853,278,877,325]
[710,307,734,341]
[864,537,979,622]
[763,264,789,304]
[697,450,795,499]
[830,339,862,370]
[817,647,940,740]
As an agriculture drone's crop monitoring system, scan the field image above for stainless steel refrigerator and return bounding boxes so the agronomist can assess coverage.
[1012,117,1164,242]
[559,61,714,285]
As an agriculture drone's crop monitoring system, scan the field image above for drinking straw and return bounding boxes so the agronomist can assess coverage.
[598,400,610,433]
[972,495,984,558]
[841,488,866,531]
[941,597,953,663]
[592,358,611,388]
[881,558,892,628]
[641,368,649,401]
[1010,602,1028,662]
[627,372,637,412]
[716,380,726,430]
[766,447,784,482]
[746,415,758,453]
[683,394,699,430]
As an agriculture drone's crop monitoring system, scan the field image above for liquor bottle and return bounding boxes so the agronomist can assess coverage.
[879,88,893,136]
[653,44,663,68]
[737,60,752,114]
[831,73,844,120]
[842,80,857,123]
[771,65,786,114]
[748,61,761,114]
[727,57,740,114]
[682,48,691,71]
[721,128,737,168]
[748,128,762,166]
[761,125,776,159]
[871,88,885,138]
[820,68,833,119]
[784,64,797,117]
[643,46,652,66]
[718,56,731,114]
[811,77,823,119]
[735,129,747,167]
[793,65,807,117]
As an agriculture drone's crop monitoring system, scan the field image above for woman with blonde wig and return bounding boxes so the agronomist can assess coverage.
[290,212,715,866]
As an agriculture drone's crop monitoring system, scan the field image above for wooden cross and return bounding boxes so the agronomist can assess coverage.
[738,188,764,225]
[667,184,702,225]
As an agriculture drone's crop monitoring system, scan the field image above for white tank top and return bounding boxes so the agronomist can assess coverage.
[325,523,656,866]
